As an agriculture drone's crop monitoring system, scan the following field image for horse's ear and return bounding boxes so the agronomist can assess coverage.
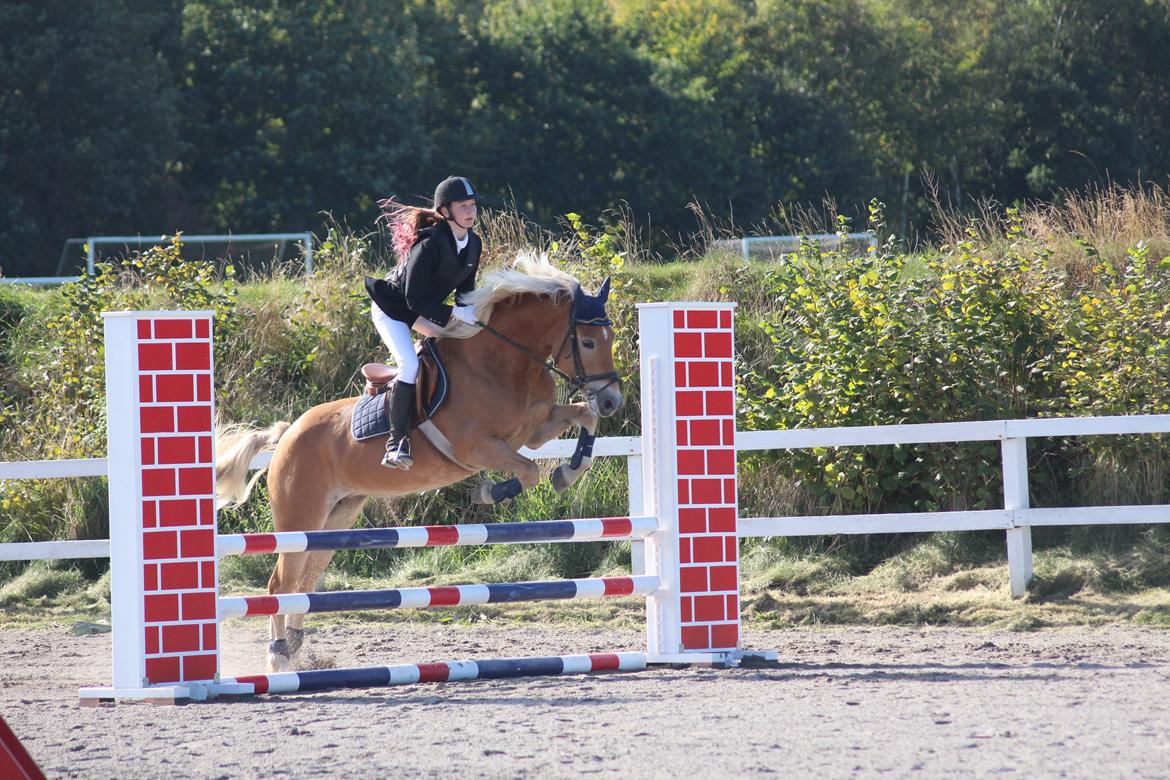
[597,276,611,303]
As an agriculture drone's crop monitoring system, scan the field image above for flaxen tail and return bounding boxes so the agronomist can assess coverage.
[215,422,291,508]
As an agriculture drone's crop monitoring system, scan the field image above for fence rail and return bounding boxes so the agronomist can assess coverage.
[0,276,83,286]
[4,415,1170,596]
[713,232,877,262]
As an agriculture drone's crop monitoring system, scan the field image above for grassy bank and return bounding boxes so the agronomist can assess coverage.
[3,186,1170,622]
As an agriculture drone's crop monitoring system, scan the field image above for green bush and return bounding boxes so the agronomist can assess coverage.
[1,236,236,545]
[739,205,1063,515]
[5,205,1170,594]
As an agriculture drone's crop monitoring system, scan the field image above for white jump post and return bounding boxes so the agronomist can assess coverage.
[638,303,770,665]
[81,311,246,703]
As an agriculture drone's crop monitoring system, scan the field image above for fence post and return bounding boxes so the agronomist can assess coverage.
[1002,437,1033,597]
[302,232,315,275]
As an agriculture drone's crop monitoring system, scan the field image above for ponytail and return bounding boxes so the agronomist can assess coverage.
[377,198,446,263]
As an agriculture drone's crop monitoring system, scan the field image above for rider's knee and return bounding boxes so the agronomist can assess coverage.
[396,355,420,384]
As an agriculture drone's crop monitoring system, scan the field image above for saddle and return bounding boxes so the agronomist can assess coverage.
[351,339,449,442]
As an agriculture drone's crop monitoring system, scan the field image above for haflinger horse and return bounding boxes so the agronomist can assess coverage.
[215,253,624,672]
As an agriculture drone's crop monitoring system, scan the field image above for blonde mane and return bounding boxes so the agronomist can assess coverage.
[458,251,579,323]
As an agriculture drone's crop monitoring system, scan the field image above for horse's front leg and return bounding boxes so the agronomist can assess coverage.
[525,402,599,493]
[466,436,543,505]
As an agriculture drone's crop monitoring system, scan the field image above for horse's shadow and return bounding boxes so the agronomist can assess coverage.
[219,672,656,707]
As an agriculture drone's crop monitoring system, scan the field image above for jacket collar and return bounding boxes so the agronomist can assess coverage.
[437,219,475,251]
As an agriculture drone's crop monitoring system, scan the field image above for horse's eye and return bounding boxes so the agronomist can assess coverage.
[582,339,596,349]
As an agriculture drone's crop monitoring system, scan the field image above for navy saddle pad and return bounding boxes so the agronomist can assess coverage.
[351,339,449,442]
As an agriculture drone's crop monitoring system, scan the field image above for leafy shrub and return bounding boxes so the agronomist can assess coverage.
[1041,240,1170,505]
[1,236,236,545]
[739,204,1063,514]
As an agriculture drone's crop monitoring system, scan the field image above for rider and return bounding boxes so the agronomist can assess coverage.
[364,176,483,470]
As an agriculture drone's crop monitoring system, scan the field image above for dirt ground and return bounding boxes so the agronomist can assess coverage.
[2,620,1169,779]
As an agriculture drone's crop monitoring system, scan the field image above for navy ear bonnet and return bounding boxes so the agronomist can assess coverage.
[573,277,613,326]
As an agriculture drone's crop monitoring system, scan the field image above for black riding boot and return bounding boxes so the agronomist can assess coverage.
[381,380,416,470]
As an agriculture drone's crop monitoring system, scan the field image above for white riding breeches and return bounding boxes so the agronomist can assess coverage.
[371,302,419,384]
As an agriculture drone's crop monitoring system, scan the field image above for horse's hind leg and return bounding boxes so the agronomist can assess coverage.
[266,550,309,672]
[280,551,333,663]
[286,495,367,662]
[266,488,337,672]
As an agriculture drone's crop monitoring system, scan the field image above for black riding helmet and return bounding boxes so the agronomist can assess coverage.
[434,176,479,215]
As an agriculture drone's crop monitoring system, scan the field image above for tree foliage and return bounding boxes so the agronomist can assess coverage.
[3,0,1169,275]
[0,1,181,274]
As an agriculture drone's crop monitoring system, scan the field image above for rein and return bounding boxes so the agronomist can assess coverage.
[474,304,620,401]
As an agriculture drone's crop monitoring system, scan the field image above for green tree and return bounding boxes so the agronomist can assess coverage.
[0,1,181,276]
[177,0,430,233]
[983,0,1170,201]
[408,0,737,235]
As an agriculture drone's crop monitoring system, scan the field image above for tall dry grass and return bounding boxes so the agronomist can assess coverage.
[933,181,1170,282]
[476,198,551,271]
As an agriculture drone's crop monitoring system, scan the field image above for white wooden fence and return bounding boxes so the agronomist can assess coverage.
[4,415,1170,597]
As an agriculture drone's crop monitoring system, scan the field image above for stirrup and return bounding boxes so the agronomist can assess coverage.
[381,436,413,471]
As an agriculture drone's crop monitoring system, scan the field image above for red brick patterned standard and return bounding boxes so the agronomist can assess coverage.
[134,315,219,685]
[639,302,741,661]
[670,307,739,651]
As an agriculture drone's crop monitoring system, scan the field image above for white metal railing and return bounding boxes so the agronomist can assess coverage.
[0,276,84,286]
[0,233,317,286]
[4,416,1170,597]
[712,232,877,262]
[85,233,315,276]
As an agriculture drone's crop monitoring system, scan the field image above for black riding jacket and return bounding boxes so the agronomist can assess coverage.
[365,221,482,327]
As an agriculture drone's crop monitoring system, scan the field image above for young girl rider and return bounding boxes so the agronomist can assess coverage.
[365,176,483,470]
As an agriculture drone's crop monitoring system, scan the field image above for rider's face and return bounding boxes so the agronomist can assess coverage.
[445,198,478,230]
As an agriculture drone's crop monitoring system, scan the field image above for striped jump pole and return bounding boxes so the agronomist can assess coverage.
[218,576,660,619]
[217,516,656,556]
[224,653,647,695]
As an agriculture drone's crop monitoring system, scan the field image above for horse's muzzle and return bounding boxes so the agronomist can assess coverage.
[595,385,624,417]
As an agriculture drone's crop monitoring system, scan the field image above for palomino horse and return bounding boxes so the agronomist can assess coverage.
[215,255,624,671]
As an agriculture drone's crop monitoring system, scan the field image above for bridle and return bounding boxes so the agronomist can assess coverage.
[475,298,621,403]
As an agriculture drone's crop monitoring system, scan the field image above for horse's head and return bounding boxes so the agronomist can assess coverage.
[561,277,624,417]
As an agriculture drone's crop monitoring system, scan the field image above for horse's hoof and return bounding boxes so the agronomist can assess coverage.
[551,465,571,493]
[267,639,291,673]
[470,482,493,504]
[267,653,291,673]
[285,628,305,655]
